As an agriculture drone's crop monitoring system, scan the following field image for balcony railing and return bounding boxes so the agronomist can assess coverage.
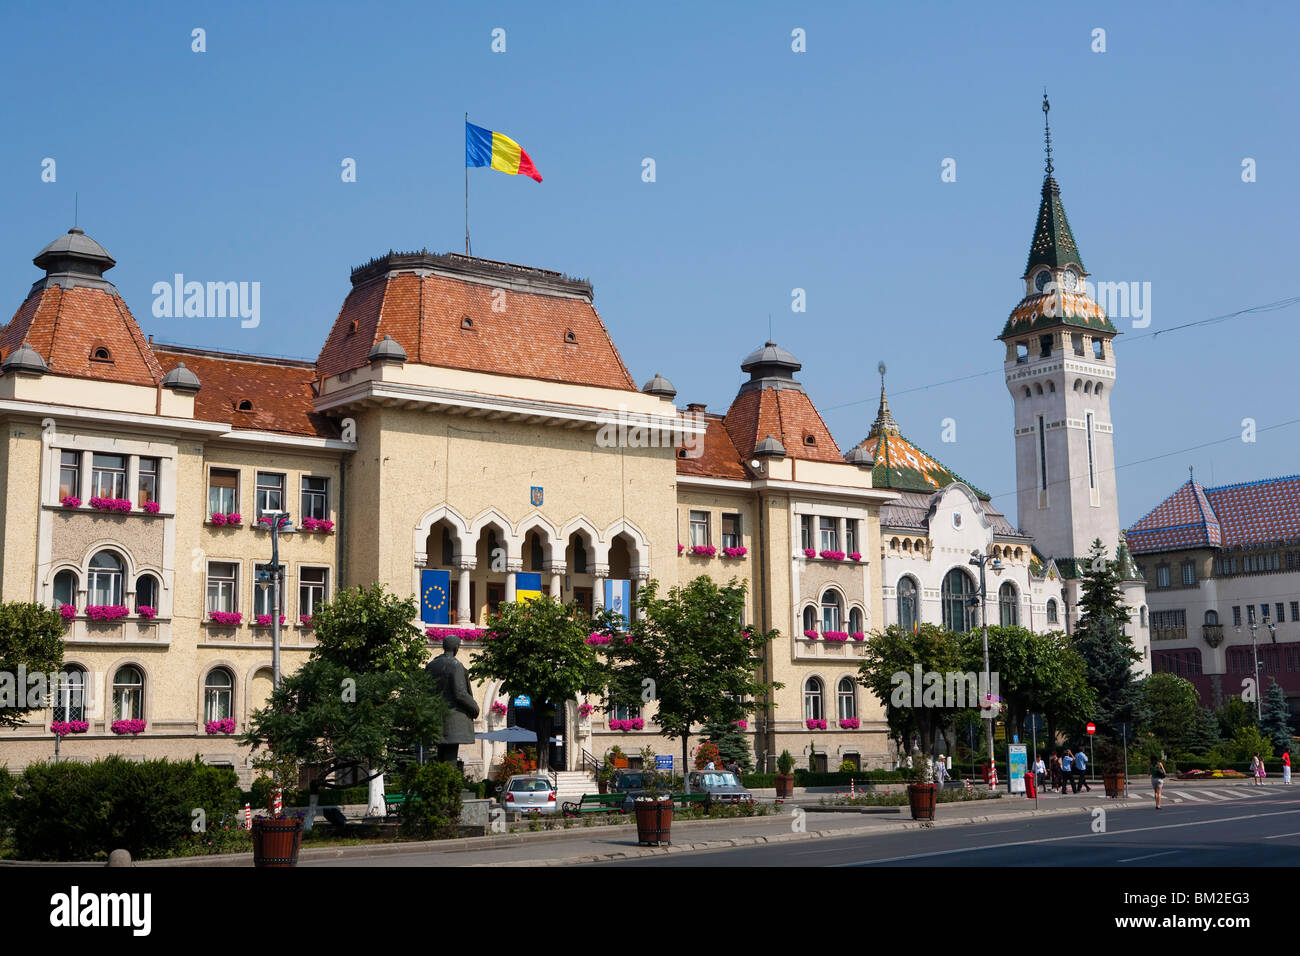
[1202,624,1224,647]
[1150,626,1188,642]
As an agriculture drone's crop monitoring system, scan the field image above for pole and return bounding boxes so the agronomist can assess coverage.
[464,112,470,256]
[1090,734,1095,783]
[979,560,994,774]
[1252,624,1262,722]
[271,520,282,688]
[1121,724,1129,796]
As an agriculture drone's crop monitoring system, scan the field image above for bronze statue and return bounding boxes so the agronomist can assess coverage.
[425,635,480,762]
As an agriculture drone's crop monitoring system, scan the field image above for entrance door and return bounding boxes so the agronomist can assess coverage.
[574,587,592,616]
[487,583,505,616]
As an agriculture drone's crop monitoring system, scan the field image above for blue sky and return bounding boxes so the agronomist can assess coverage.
[1,1,1296,527]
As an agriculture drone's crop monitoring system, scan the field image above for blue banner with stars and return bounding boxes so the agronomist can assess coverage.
[421,569,451,624]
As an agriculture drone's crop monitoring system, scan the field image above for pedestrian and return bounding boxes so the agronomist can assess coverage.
[725,759,740,776]
[1049,752,1062,793]
[1061,749,1074,793]
[1073,745,1091,793]
[1283,750,1292,785]
[933,754,949,788]
[1035,754,1046,792]
[1151,756,1167,809]
[1251,753,1265,786]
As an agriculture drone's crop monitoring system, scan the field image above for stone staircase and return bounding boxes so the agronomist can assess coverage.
[552,769,597,803]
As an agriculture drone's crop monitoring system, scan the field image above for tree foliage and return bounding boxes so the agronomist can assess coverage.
[967,625,1095,745]
[1260,679,1293,754]
[703,720,754,773]
[1215,695,1255,739]
[1070,539,1144,738]
[858,623,967,754]
[1183,707,1223,754]
[1141,672,1202,750]
[0,603,66,729]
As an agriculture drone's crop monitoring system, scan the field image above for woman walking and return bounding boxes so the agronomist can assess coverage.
[1283,750,1292,785]
[1151,756,1167,809]
[1251,753,1266,786]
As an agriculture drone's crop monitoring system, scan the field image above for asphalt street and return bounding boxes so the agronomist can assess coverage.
[591,785,1300,866]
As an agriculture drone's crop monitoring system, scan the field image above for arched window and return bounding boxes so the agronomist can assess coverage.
[998,582,1018,626]
[1205,610,1219,626]
[1084,381,1092,394]
[52,666,86,722]
[53,569,78,609]
[890,537,900,551]
[88,551,124,606]
[135,574,159,613]
[902,538,911,552]
[1048,381,1056,393]
[1022,386,1031,399]
[802,606,816,633]
[1035,383,1043,395]
[112,665,143,720]
[1074,379,1082,391]
[1094,384,1103,398]
[821,590,842,632]
[897,577,918,632]
[1140,606,1148,627]
[941,568,975,633]
[848,607,863,634]
[204,668,233,722]
[804,677,824,721]
[1046,599,1059,624]
[837,678,856,720]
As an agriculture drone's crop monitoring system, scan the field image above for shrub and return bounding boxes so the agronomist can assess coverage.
[839,760,857,773]
[694,741,722,769]
[494,748,536,784]
[397,761,463,840]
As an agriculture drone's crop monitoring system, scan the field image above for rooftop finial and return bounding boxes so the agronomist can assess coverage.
[869,361,900,438]
[1042,90,1053,178]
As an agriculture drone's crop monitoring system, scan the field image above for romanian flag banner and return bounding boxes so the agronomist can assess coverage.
[466,122,542,182]
[515,572,543,602]
[421,570,451,624]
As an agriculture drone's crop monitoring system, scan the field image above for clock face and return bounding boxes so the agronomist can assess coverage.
[1063,268,1079,292]
[1034,270,1053,293]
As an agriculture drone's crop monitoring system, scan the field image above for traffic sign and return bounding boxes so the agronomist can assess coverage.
[1086,722,1096,736]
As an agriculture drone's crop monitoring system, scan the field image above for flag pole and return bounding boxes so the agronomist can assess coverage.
[464,112,470,256]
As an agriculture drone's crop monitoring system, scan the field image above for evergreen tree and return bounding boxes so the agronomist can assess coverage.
[1070,539,1144,738]
[703,720,754,773]
[1184,707,1222,755]
[1215,696,1255,738]
[1260,679,1293,754]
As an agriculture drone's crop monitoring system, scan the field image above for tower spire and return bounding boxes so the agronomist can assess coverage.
[1042,90,1053,178]
[868,361,900,438]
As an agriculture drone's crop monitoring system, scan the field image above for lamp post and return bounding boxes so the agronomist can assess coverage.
[259,510,294,688]
[968,550,1004,777]
[1235,620,1265,722]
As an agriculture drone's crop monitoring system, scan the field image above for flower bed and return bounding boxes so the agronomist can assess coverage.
[110,719,146,735]
[208,611,242,626]
[425,626,486,642]
[823,630,849,642]
[51,720,89,736]
[205,718,236,735]
[60,495,81,509]
[722,546,748,559]
[839,718,860,730]
[59,604,76,621]
[609,718,645,731]
[300,517,335,533]
[89,497,132,513]
[209,512,243,526]
[254,614,287,627]
[86,605,129,623]
[690,545,717,557]
[1177,768,1248,780]
[137,606,157,621]
[806,718,828,730]
[819,550,846,561]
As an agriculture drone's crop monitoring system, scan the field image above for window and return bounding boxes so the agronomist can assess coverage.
[689,510,710,548]
[112,665,143,721]
[1071,332,1084,355]
[573,539,588,574]
[135,574,159,613]
[837,678,856,720]
[1156,565,1170,589]
[897,577,918,632]
[1039,335,1052,358]
[800,515,813,551]
[804,677,824,721]
[1292,602,1299,622]
[1181,562,1196,586]
[87,551,124,606]
[1046,599,1059,624]
[1205,610,1219,626]
[1140,606,1147,627]
[1233,606,1242,626]
[1247,605,1256,625]
[59,451,80,499]
[1093,339,1104,359]
[137,457,158,508]
[206,562,238,615]
[802,606,817,633]
[845,520,858,554]
[1016,342,1028,364]
[90,454,126,499]
[721,513,741,550]
[204,668,233,722]
[613,702,641,722]
[53,569,77,609]
[527,535,544,571]
[301,476,329,521]
[941,568,975,633]
[256,472,284,517]
[1278,603,1286,623]
[998,582,1018,626]
[848,608,863,634]
[300,567,328,619]
[1261,603,1270,620]
[1085,412,1096,490]
[52,666,86,722]
[821,590,842,632]
[1151,609,1187,637]
[253,564,276,617]
[819,517,838,552]
[208,468,238,515]
[1037,416,1047,492]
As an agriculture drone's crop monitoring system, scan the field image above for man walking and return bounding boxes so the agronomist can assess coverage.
[1073,745,1091,792]
[1061,749,1074,793]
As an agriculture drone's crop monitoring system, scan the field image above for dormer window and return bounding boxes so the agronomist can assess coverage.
[804,434,816,446]
[1093,339,1104,359]
[90,346,113,363]
[237,400,253,411]
[564,329,577,344]
[461,316,474,330]
[347,320,358,335]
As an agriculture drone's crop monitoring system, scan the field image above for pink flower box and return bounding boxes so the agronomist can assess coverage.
[425,626,485,642]
[677,544,684,555]
[823,630,849,643]
[851,631,865,642]
[839,718,860,730]
[722,547,748,558]
[210,512,226,525]
[257,514,291,530]
[299,615,313,628]
[137,606,157,620]
[803,629,820,640]
[848,551,862,562]
[802,548,816,558]
[819,550,846,561]
[59,604,76,621]
[805,718,827,730]
[226,513,242,525]
[300,517,336,533]
[254,614,287,627]
[60,495,81,508]
[578,704,595,718]
[208,611,242,626]
[86,605,129,622]
[609,718,644,731]
[690,545,717,557]
[205,718,236,735]
[111,719,146,735]
[51,720,88,736]
[89,497,132,513]
[142,501,161,514]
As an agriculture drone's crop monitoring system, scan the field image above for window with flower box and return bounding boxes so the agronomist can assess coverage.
[53,569,77,610]
[88,550,124,606]
[819,517,838,552]
[206,562,238,615]
[137,457,158,509]
[253,564,277,617]
[613,702,640,722]
[52,666,86,723]
[837,678,856,720]
[845,519,858,555]
[721,513,741,550]
[59,451,80,500]
[804,677,824,721]
[299,566,328,620]
[301,476,329,521]
[204,668,233,722]
[112,665,143,721]
[208,468,239,515]
[821,590,842,632]
[135,574,158,614]
[91,454,126,499]
[256,472,284,517]
[688,510,710,548]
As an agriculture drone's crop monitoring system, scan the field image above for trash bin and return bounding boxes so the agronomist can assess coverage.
[1024,771,1036,798]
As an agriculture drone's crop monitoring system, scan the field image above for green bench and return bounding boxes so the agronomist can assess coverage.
[674,792,709,808]
[561,793,626,817]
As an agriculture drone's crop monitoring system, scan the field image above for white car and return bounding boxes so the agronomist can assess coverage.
[499,775,558,818]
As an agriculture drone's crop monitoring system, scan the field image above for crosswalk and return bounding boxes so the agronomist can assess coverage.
[1130,784,1283,803]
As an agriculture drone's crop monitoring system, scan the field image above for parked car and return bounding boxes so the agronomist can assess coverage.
[499,775,557,818]
[687,770,754,807]
[611,769,674,812]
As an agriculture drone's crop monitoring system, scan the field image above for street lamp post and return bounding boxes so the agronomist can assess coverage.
[1235,621,1266,722]
[969,550,1004,779]
[260,510,294,688]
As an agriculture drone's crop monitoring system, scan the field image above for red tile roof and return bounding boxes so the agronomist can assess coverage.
[723,387,843,464]
[676,414,748,480]
[154,346,338,439]
[0,286,163,387]
[316,258,637,392]
[1128,476,1300,553]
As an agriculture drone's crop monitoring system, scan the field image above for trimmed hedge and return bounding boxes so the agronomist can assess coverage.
[742,769,905,788]
[7,756,243,861]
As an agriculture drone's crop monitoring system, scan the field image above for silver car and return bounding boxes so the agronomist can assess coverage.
[499,775,558,818]
[687,770,754,807]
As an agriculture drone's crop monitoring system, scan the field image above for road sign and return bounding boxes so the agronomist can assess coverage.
[1086,722,1096,736]
[655,755,673,771]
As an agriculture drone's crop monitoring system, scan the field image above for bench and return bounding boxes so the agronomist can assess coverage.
[561,793,626,817]
[674,792,709,808]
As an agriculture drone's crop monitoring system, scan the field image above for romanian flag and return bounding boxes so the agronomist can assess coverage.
[466,122,542,182]
[515,572,543,602]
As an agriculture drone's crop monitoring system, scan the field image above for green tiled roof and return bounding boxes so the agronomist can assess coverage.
[999,305,1118,340]
[1025,177,1085,275]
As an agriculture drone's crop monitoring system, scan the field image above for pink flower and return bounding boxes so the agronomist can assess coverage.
[851,631,865,642]
[806,718,827,730]
[300,517,319,532]
[848,551,862,562]
[254,614,286,627]
[803,629,820,640]
[802,548,816,558]
[823,630,849,643]
[609,719,624,731]
[630,718,644,730]
[300,615,313,628]
[426,626,485,641]
[490,701,508,716]
[209,611,242,626]
[205,718,236,735]
[319,519,334,533]
[733,719,747,730]
[210,512,227,526]
[137,606,157,620]
[59,604,76,621]
[89,497,132,513]
[578,704,595,718]
[585,632,611,646]
[839,718,860,730]
[677,544,684,555]
[722,547,748,559]
[819,550,846,561]
[226,513,242,525]
[690,545,717,557]
[51,720,89,736]
[60,495,81,508]
[86,605,129,622]
[110,719,146,735]
[143,501,161,514]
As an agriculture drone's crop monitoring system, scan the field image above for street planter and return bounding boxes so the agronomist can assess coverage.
[634,796,673,846]
[907,783,938,821]
[252,816,303,867]
[597,780,609,794]
[1103,772,1127,798]
[774,773,795,798]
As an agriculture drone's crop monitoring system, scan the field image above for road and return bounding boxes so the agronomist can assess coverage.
[591,784,1300,866]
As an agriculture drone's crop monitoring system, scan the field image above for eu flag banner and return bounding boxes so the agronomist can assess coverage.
[516,572,542,602]
[604,578,631,630]
[421,570,451,624]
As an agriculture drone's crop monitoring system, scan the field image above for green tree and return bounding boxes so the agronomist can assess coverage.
[1141,673,1201,750]
[1071,539,1144,738]
[966,626,1095,746]
[702,720,754,773]
[1260,679,1293,754]
[470,596,605,773]
[858,623,968,757]
[608,577,778,793]
[1215,695,1255,739]
[1183,707,1222,754]
[241,585,446,789]
[0,603,66,729]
